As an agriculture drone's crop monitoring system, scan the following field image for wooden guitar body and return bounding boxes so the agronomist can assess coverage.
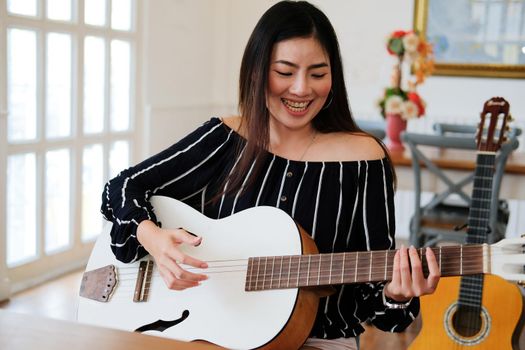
[409,275,525,349]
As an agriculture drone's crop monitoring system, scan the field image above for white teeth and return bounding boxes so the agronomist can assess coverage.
[282,99,310,112]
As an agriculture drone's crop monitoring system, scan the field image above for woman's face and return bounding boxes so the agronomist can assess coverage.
[267,36,332,132]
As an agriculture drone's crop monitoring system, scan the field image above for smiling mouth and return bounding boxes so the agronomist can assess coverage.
[282,98,312,113]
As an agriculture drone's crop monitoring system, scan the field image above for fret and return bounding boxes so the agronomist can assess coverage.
[306,255,311,286]
[328,254,333,285]
[460,245,463,275]
[278,257,283,289]
[458,300,483,308]
[354,251,358,283]
[269,257,274,289]
[285,256,290,288]
[470,208,490,212]
[473,198,491,203]
[262,257,268,290]
[246,258,253,291]
[469,225,489,231]
[296,255,301,287]
[356,251,371,283]
[341,253,345,284]
[255,257,261,290]
[384,250,388,280]
[317,255,322,286]
[368,251,373,281]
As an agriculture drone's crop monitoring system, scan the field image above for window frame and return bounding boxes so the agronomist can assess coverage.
[0,0,143,293]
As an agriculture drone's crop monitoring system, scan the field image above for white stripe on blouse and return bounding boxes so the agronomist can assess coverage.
[311,162,325,239]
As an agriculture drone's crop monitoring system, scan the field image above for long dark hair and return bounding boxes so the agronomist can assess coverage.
[223,1,392,197]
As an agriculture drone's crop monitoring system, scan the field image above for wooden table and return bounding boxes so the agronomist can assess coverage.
[389,148,525,200]
[389,148,525,174]
[0,310,220,350]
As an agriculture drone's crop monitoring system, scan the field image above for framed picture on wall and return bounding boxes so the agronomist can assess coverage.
[414,0,525,78]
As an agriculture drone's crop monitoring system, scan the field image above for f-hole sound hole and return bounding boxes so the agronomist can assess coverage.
[452,306,482,337]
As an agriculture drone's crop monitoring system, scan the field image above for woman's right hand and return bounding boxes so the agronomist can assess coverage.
[137,220,208,290]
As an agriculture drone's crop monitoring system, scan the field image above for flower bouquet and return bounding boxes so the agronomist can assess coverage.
[378,30,434,150]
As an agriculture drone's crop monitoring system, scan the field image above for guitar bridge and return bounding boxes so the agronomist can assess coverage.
[79,265,117,302]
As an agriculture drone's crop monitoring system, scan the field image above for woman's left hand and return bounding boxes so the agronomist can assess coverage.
[384,245,441,302]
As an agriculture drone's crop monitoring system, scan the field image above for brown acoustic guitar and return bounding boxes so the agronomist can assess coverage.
[409,97,525,350]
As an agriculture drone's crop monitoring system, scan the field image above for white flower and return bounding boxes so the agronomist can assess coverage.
[385,95,404,114]
[401,100,419,120]
[403,32,419,55]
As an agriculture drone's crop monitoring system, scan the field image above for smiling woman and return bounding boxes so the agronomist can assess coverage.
[98,1,440,349]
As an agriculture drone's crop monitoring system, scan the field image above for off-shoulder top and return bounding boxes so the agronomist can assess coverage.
[101,117,419,339]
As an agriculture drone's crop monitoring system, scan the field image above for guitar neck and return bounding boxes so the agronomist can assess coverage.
[245,245,487,291]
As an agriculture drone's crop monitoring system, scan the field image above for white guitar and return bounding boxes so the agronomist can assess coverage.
[77,196,525,350]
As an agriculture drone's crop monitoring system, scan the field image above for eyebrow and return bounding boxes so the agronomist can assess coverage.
[273,60,329,70]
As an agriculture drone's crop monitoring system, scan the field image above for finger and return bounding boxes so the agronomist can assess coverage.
[425,247,441,291]
[386,249,401,298]
[399,245,412,291]
[174,228,203,247]
[158,266,199,290]
[173,250,208,269]
[390,248,401,284]
[408,246,425,295]
[172,261,208,283]
[158,254,207,282]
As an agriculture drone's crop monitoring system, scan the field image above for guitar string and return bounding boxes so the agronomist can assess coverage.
[111,246,517,277]
[104,249,518,300]
[110,249,514,285]
[463,152,493,345]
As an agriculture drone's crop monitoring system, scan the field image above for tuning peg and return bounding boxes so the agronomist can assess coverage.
[507,114,514,122]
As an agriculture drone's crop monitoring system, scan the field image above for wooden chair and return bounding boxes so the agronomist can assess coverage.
[401,106,520,247]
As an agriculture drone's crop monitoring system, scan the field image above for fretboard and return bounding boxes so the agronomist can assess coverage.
[245,245,486,291]
[466,152,496,245]
[458,152,496,309]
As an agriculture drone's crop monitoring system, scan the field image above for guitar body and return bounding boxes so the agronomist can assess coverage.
[77,196,319,350]
[409,275,525,350]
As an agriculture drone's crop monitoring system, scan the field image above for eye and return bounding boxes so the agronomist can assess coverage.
[312,73,327,79]
[275,70,292,76]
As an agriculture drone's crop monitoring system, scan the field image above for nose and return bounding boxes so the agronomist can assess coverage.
[289,75,311,96]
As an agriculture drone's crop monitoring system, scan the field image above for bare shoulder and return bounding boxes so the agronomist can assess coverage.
[221,115,242,132]
[314,131,386,161]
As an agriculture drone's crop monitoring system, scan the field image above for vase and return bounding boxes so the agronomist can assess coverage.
[385,113,407,152]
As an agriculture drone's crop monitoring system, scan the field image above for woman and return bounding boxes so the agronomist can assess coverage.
[101,1,440,349]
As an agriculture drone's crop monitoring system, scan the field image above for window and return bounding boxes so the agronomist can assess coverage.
[0,0,141,292]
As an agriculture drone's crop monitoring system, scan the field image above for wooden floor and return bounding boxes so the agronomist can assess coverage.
[0,269,420,349]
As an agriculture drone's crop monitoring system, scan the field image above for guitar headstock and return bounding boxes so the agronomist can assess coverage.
[476,97,512,152]
[491,237,525,283]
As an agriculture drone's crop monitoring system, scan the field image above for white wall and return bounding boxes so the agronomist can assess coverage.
[143,0,525,156]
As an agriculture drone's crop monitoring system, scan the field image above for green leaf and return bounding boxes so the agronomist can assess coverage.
[388,38,404,55]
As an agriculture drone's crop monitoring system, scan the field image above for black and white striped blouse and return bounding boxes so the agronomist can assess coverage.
[101,117,419,339]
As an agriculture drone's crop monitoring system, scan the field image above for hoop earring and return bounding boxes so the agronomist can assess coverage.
[322,89,333,110]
